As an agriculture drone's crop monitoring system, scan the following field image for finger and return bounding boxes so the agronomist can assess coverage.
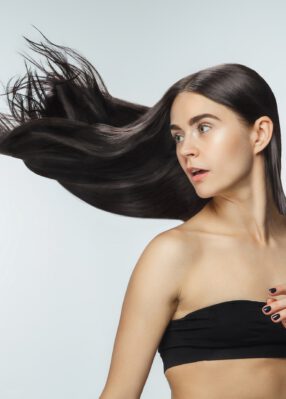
[268,285,286,295]
[267,298,277,303]
[264,298,286,328]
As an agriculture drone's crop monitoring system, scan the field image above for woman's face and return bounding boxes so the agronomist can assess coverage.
[169,91,260,199]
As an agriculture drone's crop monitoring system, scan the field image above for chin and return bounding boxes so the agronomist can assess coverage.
[193,186,216,199]
[196,192,214,199]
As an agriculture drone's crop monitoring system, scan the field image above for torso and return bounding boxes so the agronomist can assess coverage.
[163,208,286,399]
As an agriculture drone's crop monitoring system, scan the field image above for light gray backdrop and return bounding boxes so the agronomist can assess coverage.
[0,1,286,398]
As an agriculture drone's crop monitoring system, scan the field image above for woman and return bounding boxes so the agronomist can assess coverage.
[1,30,286,398]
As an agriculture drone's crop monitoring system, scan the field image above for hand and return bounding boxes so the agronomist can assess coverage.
[262,285,286,328]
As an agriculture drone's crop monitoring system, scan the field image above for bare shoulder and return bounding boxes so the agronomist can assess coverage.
[134,227,190,301]
[146,226,189,256]
[148,224,201,274]
[145,225,197,267]
[156,221,202,249]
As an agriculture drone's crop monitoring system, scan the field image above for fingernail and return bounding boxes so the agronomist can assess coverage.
[263,306,271,313]
[272,313,280,320]
[269,288,277,293]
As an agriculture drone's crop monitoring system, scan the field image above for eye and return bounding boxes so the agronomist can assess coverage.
[171,133,183,144]
[197,122,211,134]
[170,123,211,144]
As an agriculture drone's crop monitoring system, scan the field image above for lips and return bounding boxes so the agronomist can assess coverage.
[188,169,210,182]
[192,169,209,175]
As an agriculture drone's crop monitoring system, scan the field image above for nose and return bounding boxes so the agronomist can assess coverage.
[177,135,200,158]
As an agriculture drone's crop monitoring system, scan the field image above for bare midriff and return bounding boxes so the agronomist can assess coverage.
[165,357,286,399]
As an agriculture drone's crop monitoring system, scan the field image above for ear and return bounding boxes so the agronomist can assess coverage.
[251,116,273,155]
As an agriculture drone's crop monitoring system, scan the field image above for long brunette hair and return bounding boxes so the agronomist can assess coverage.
[0,29,285,221]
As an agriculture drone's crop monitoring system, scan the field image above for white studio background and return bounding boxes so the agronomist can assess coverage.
[0,1,286,398]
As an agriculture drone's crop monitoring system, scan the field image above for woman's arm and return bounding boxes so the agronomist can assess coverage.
[98,230,186,399]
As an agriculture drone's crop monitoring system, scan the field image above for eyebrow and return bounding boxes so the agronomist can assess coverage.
[170,113,221,131]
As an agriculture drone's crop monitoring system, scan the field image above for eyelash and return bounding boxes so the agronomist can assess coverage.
[171,122,211,143]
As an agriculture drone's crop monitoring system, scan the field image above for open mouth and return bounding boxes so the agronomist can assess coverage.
[192,169,209,176]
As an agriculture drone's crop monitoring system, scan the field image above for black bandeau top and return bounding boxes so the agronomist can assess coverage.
[157,299,286,373]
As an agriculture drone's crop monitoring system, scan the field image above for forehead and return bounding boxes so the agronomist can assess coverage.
[170,92,228,120]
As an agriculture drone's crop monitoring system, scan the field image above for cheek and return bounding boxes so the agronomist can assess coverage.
[211,131,253,181]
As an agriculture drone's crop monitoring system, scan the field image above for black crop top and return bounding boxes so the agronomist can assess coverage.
[157,300,286,373]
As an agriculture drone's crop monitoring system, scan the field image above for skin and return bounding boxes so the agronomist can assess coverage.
[166,91,286,398]
[170,91,282,246]
[99,90,286,399]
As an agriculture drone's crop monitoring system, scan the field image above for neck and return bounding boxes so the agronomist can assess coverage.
[204,177,283,247]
